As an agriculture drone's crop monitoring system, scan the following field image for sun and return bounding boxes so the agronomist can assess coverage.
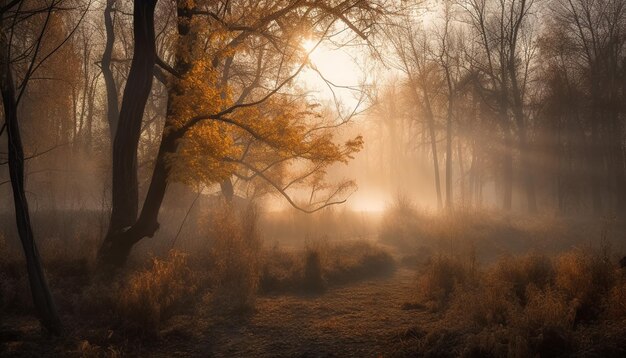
[298,38,365,109]
[301,38,317,53]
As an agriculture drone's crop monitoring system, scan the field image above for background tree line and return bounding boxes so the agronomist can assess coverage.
[351,0,626,215]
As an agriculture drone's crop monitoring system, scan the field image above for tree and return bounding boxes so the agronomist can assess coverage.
[551,0,626,214]
[97,0,385,268]
[461,0,538,212]
[0,0,88,335]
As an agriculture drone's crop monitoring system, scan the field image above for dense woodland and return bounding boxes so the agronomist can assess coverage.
[1,0,626,356]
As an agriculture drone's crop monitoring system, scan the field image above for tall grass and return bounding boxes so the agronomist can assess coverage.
[259,238,395,294]
[404,248,626,357]
[116,250,197,336]
[207,202,261,314]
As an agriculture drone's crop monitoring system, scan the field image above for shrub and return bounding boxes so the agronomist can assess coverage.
[116,250,196,335]
[488,253,554,304]
[449,279,519,327]
[379,195,422,249]
[324,240,396,285]
[555,249,615,322]
[418,255,475,309]
[408,247,623,357]
[259,239,395,294]
[607,275,626,319]
[208,202,260,313]
[259,246,302,293]
[303,250,326,293]
[518,285,574,332]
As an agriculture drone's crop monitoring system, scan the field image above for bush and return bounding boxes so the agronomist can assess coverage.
[303,250,326,293]
[259,239,395,294]
[259,246,302,293]
[518,285,574,332]
[448,279,518,327]
[489,253,554,304]
[208,202,260,314]
[116,250,197,335]
[324,240,396,285]
[607,276,626,319]
[379,196,422,249]
[418,255,475,309]
[555,249,615,322]
[407,248,623,357]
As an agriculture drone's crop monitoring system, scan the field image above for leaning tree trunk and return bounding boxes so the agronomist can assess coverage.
[0,22,62,335]
[124,0,203,249]
[98,0,158,268]
[97,0,209,268]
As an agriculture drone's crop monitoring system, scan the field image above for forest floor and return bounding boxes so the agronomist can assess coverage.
[1,267,427,357]
[3,209,626,357]
[154,267,422,357]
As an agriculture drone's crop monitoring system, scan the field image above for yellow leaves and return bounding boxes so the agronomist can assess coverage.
[168,55,228,127]
[164,14,364,196]
[344,135,364,161]
[167,120,241,186]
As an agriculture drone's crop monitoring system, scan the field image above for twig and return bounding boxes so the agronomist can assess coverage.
[170,189,202,250]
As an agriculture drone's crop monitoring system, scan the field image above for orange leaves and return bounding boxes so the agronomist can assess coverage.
[169,58,225,130]
[163,6,365,206]
[167,120,240,186]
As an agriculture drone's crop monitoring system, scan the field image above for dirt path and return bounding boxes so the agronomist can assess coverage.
[157,268,427,357]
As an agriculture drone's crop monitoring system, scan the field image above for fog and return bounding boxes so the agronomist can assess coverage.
[2,0,626,356]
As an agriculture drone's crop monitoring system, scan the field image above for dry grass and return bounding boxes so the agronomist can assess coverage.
[2,203,625,356]
[417,254,476,310]
[259,239,396,294]
[401,247,626,357]
[379,197,612,264]
[206,202,261,314]
[116,250,197,336]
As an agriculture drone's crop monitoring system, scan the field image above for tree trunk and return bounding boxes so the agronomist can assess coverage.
[445,98,453,210]
[502,120,513,211]
[98,130,177,267]
[457,139,465,207]
[609,108,626,213]
[518,123,537,213]
[468,152,475,208]
[102,0,119,141]
[510,75,537,213]
[98,0,158,267]
[0,22,62,335]
[221,178,235,202]
[590,113,603,214]
[422,90,443,210]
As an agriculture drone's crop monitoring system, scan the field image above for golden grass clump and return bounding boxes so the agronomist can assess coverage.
[208,203,260,313]
[607,274,626,319]
[555,249,615,322]
[259,239,395,294]
[410,248,624,357]
[418,255,475,309]
[518,285,574,332]
[116,250,197,334]
[488,253,555,304]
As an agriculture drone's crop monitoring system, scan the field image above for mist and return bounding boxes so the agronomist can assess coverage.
[2,1,626,357]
